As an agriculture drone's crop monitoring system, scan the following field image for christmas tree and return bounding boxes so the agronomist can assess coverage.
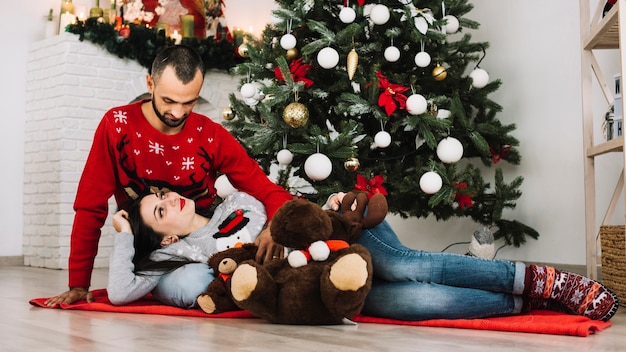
[223,0,538,247]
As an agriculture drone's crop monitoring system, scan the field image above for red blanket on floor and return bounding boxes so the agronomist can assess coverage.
[29,289,611,337]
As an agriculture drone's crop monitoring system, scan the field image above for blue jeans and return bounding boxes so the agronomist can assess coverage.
[357,220,527,320]
[152,263,214,309]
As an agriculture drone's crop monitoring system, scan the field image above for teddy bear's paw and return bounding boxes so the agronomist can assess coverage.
[196,294,217,314]
[230,263,259,302]
[329,253,369,291]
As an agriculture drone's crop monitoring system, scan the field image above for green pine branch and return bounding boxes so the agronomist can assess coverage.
[66,18,240,71]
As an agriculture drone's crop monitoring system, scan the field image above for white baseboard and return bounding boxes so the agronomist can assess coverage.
[0,256,24,266]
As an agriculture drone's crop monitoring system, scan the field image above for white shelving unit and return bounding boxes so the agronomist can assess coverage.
[579,0,626,279]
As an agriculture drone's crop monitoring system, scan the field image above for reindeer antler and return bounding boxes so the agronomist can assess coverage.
[361,193,388,229]
[340,192,388,230]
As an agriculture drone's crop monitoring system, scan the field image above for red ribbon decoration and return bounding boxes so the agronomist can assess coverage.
[353,174,389,199]
[376,71,409,116]
[489,145,511,164]
[454,182,474,209]
[274,58,314,88]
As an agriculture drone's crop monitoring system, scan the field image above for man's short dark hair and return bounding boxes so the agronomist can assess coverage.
[150,45,205,84]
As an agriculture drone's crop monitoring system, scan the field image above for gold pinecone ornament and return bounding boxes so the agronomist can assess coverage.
[347,48,358,80]
[283,102,309,128]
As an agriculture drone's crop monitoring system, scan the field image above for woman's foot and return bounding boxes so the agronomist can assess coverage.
[525,264,619,321]
[522,297,575,314]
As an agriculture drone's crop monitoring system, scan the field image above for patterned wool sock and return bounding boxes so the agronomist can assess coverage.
[521,297,575,315]
[521,296,546,313]
[524,264,619,321]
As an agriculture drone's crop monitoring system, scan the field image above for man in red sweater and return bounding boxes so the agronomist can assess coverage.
[45,45,292,308]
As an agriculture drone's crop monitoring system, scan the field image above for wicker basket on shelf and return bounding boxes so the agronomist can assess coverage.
[600,225,626,304]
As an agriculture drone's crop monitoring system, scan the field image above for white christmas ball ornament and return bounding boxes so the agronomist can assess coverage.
[384,46,401,62]
[240,83,256,99]
[406,94,428,115]
[420,171,443,194]
[252,82,265,101]
[374,131,392,148]
[437,137,464,163]
[370,4,390,25]
[339,6,356,23]
[469,68,490,89]
[215,174,238,198]
[304,153,333,181]
[244,97,259,106]
[277,149,293,165]
[414,51,431,68]
[317,47,340,69]
[443,15,459,34]
[280,33,297,50]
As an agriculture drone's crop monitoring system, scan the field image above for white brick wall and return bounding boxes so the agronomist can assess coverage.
[24,33,239,269]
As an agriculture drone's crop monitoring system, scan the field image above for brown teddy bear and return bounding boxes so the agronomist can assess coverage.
[196,243,258,314]
[228,192,388,324]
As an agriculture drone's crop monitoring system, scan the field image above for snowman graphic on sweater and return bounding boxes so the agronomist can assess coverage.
[213,209,253,251]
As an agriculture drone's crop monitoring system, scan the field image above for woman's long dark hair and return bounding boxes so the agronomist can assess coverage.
[126,192,196,274]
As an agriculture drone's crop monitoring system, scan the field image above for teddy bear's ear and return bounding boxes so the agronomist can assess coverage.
[208,250,226,270]
[242,243,259,258]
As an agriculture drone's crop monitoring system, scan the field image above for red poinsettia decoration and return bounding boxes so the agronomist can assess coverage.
[353,174,388,199]
[376,71,409,116]
[489,145,511,164]
[274,58,314,88]
[454,182,474,209]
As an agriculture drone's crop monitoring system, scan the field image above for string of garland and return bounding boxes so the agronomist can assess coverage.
[66,18,242,72]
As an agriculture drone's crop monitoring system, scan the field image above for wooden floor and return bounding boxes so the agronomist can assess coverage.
[4,265,625,351]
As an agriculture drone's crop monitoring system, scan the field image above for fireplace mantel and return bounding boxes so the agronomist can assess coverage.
[23,33,239,269]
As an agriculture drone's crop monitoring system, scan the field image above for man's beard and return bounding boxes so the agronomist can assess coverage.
[152,99,187,128]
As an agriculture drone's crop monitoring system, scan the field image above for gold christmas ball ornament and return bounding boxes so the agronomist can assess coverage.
[282,102,309,128]
[222,105,234,120]
[432,64,447,81]
[344,157,360,172]
[286,47,299,60]
[237,43,249,57]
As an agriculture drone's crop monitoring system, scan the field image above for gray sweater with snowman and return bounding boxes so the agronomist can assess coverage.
[107,192,266,305]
